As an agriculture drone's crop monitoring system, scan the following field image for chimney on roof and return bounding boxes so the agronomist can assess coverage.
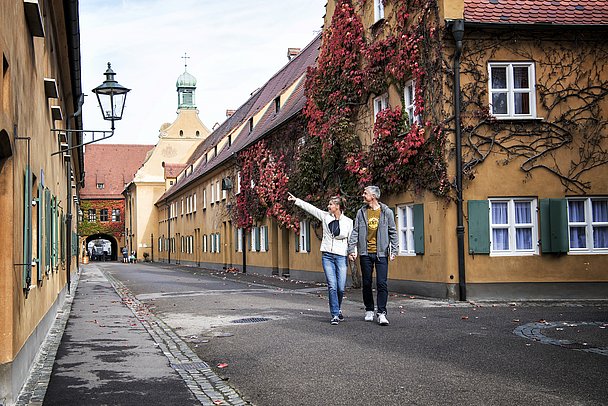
[226,109,236,118]
[287,48,301,61]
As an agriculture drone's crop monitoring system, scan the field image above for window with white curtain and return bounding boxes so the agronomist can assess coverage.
[216,182,221,202]
[568,198,608,253]
[373,93,389,122]
[193,193,197,212]
[203,234,208,252]
[236,228,243,252]
[404,80,420,125]
[397,205,415,255]
[488,62,536,119]
[373,0,384,22]
[203,189,207,209]
[237,171,241,194]
[251,227,258,252]
[489,198,538,255]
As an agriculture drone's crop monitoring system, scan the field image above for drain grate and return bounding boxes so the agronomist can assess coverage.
[171,361,209,371]
[231,317,271,324]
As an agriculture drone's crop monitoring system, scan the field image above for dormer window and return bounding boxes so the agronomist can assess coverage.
[275,96,281,113]
[248,117,254,133]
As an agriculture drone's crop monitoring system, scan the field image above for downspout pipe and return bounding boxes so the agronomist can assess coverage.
[451,19,467,301]
[66,94,84,292]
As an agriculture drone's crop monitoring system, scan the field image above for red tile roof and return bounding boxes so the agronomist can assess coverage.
[81,144,154,199]
[164,163,187,178]
[464,0,608,25]
[157,33,321,204]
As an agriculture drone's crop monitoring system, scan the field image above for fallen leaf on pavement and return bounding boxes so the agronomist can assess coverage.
[217,363,228,369]
[461,316,469,320]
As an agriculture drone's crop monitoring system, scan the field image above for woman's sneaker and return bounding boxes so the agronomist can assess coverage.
[338,311,344,321]
[330,316,340,325]
[364,311,375,322]
[377,313,389,326]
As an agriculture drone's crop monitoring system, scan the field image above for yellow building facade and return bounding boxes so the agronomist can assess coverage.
[0,0,83,403]
[124,69,210,261]
[154,0,607,301]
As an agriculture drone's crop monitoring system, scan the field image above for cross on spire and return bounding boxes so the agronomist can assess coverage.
[181,52,190,71]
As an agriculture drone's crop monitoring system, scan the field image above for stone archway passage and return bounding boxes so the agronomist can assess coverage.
[85,233,119,262]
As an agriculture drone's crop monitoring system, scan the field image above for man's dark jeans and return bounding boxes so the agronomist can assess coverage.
[360,254,388,314]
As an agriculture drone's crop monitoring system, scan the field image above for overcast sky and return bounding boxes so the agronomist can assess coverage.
[79,0,325,145]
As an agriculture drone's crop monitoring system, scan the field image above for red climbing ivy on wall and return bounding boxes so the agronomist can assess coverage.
[236,140,299,232]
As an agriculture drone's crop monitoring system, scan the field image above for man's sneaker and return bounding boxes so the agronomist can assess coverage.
[364,311,375,322]
[331,316,340,325]
[377,313,389,326]
[338,311,344,321]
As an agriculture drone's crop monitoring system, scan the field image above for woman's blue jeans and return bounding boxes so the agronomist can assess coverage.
[321,252,348,317]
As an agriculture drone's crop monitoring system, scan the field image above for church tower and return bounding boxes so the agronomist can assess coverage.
[176,54,197,110]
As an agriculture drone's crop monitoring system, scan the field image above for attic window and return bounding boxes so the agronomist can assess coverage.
[228,134,232,147]
[248,117,253,132]
[196,130,200,137]
[44,78,58,99]
[24,0,45,37]
[275,96,281,113]
[51,106,63,121]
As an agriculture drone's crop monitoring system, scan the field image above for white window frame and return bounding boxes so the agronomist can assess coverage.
[299,220,310,253]
[203,189,207,209]
[216,181,221,202]
[210,233,216,253]
[222,187,227,200]
[403,80,420,125]
[373,0,384,22]
[488,62,536,119]
[210,182,215,204]
[236,228,243,252]
[489,198,538,256]
[215,233,221,253]
[260,226,267,252]
[236,171,242,194]
[567,197,608,254]
[397,204,416,256]
[193,193,197,213]
[251,227,258,252]
[181,198,184,216]
[373,93,389,122]
[203,234,208,253]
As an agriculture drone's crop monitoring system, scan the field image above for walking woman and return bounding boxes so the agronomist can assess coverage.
[288,192,353,325]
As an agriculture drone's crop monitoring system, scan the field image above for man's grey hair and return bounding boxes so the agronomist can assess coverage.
[364,185,381,200]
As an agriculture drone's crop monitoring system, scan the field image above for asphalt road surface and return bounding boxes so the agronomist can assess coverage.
[101,262,607,406]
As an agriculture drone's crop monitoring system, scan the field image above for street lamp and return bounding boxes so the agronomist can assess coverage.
[92,62,131,130]
[51,62,131,155]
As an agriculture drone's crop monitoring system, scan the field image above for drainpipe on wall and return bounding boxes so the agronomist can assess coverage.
[66,95,84,292]
[452,19,467,301]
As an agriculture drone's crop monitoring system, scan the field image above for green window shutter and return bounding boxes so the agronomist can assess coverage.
[23,167,32,290]
[61,212,65,262]
[540,198,568,253]
[52,196,57,268]
[45,188,51,272]
[255,227,261,252]
[413,204,425,254]
[306,221,311,252]
[264,226,269,252]
[36,184,42,282]
[467,200,490,254]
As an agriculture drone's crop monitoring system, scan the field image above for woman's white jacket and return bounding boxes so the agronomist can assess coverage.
[294,198,353,256]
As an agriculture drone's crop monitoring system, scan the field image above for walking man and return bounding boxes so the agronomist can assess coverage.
[348,185,398,326]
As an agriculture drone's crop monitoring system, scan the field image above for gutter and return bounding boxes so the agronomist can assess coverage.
[449,19,467,301]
